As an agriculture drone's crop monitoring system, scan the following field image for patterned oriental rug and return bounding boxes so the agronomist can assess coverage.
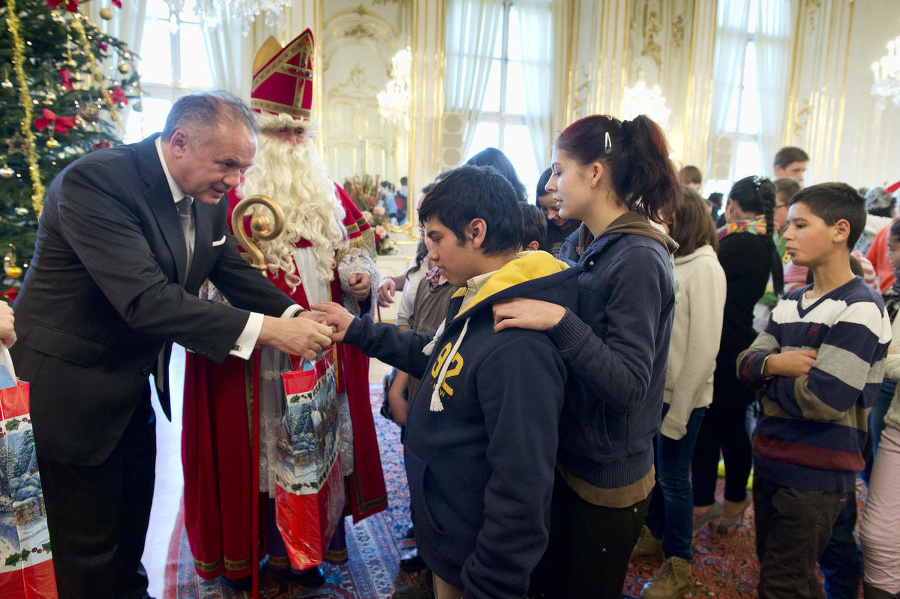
[166,384,867,599]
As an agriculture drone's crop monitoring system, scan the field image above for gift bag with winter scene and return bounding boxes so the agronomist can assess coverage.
[274,346,345,570]
[0,347,58,599]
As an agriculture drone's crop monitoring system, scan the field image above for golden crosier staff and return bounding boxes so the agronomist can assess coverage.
[231,194,285,271]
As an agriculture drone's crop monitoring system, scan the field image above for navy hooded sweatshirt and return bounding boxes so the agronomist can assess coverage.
[344,251,577,598]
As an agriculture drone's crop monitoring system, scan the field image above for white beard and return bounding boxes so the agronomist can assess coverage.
[236,124,347,290]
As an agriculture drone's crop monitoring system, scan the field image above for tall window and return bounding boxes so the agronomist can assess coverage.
[125,0,213,141]
[464,2,543,200]
[704,0,763,197]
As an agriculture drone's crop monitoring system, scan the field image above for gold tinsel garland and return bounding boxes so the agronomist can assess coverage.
[71,15,123,128]
[6,0,45,216]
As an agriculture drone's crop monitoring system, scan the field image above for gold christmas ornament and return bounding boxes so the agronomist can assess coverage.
[66,58,77,68]
[0,165,13,179]
[46,137,59,150]
[44,90,57,104]
[100,7,114,20]
[118,62,129,74]
[78,102,100,122]
[74,116,82,128]
[5,266,22,279]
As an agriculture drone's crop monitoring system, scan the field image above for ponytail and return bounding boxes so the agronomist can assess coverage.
[729,175,783,295]
[554,114,679,224]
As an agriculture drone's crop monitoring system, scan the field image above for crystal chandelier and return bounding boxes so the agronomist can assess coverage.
[872,36,900,109]
[165,0,291,36]
[377,47,412,130]
[622,78,671,130]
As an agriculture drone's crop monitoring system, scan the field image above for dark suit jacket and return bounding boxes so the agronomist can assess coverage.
[11,135,295,466]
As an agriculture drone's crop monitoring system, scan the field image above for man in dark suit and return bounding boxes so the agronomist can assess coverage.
[10,92,333,599]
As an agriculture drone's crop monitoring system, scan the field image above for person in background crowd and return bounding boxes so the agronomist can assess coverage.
[692,176,781,538]
[773,146,810,188]
[535,166,581,258]
[678,165,702,191]
[633,186,726,599]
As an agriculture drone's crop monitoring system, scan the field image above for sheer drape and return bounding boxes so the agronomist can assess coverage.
[203,21,255,98]
[515,0,553,174]
[444,0,504,157]
[709,1,752,138]
[755,0,796,167]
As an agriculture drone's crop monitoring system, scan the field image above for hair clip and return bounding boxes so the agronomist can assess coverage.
[752,176,764,189]
[604,131,612,154]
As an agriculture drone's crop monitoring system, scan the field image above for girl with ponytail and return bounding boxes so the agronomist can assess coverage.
[691,175,782,536]
[492,114,680,598]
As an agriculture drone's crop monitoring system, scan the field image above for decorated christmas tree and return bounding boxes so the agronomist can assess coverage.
[0,0,142,286]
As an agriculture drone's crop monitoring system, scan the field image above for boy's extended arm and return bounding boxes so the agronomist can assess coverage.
[460,336,566,599]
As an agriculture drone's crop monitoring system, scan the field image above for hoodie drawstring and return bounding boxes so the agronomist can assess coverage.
[429,318,470,412]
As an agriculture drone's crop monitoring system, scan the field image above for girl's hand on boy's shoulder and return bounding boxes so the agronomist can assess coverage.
[492,298,566,333]
[764,349,818,378]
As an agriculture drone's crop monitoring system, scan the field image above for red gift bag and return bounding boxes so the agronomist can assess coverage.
[0,348,58,599]
[274,347,345,570]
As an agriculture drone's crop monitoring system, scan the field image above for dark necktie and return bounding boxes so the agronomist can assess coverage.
[176,196,194,275]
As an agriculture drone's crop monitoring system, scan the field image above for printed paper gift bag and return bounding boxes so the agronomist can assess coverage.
[274,346,345,570]
[0,347,58,599]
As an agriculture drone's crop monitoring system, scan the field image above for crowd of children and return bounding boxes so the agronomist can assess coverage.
[350,125,897,599]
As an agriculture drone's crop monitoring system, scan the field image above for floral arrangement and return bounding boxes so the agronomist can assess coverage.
[343,174,398,255]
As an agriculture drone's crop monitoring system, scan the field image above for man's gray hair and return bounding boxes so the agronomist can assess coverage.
[161,91,258,142]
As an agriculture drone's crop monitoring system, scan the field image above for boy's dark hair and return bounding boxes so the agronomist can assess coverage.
[774,177,801,203]
[790,182,867,250]
[671,186,718,257]
[400,176,408,186]
[773,146,809,170]
[678,165,702,185]
[521,204,548,252]
[419,165,524,255]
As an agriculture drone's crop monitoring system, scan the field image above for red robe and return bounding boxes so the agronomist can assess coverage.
[181,184,387,581]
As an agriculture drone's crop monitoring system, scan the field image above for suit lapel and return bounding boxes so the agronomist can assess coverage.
[136,135,189,285]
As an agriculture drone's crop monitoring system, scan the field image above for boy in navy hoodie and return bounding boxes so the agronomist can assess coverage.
[316,165,574,599]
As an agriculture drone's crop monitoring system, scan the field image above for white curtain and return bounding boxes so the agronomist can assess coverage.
[203,21,251,98]
[755,0,796,169]
[444,0,504,157]
[515,0,553,175]
[709,0,752,138]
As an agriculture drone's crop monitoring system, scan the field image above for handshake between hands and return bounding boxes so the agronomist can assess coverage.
[259,302,357,361]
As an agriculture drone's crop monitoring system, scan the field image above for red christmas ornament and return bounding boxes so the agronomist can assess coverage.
[110,85,128,105]
[46,0,79,12]
[112,0,122,6]
[60,68,73,92]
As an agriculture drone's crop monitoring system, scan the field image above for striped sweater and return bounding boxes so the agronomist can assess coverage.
[737,276,892,492]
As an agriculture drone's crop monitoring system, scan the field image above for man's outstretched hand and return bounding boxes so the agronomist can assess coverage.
[258,312,334,361]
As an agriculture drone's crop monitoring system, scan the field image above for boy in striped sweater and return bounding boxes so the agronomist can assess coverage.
[738,182,892,599]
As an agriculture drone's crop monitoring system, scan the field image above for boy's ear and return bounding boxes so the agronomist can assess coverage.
[467,218,488,249]
[832,218,851,244]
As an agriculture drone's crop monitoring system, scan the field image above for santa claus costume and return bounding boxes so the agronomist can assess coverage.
[180,29,387,587]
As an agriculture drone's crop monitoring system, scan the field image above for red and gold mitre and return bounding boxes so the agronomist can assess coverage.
[250,29,314,118]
